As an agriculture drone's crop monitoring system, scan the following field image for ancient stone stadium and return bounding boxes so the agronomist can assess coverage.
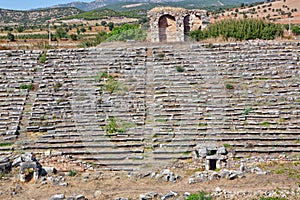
[0,6,300,200]
[1,41,299,170]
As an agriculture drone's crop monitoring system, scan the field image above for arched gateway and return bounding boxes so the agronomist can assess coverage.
[148,7,209,42]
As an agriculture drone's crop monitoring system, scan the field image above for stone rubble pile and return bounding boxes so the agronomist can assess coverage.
[211,187,300,200]
[188,164,270,184]
[128,169,181,183]
[49,193,87,200]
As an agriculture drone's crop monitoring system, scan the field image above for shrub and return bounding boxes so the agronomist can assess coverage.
[187,191,212,200]
[7,32,15,42]
[105,116,125,134]
[260,197,287,200]
[80,27,86,33]
[70,34,79,41]
[176,66,185,72]
[95,71,109,82]
[225,83,234,90]
[54,82,62,92]
[107,22,114,31]
[223,143,233,148]
[243,107,253,115]
[67,170,77,177]
[104,76,120,93]
[55,28,67,39]
[190,18,284,41]
[259,121,270,126]
[157,53,165,58]
[292,25,300,35]
[101,21,107,26]
[39,53,47,63]
[20,84,34,91]
[105,24,146,42]
[6,52,12,57]
[0,143,12,147]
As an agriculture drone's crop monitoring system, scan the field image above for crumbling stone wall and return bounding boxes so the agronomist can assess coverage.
[148,7,209,42]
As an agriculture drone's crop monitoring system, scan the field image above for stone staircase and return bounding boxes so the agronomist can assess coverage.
[0,50,42,155]
[0,41,299,170]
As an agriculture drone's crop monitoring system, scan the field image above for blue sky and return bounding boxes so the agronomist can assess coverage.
[0,0,93,10]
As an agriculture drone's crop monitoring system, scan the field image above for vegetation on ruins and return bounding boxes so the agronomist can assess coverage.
[39,53,47,63]
[20,84,34,91]
[6,52,12,57]
[225,83,234,90]
[67,170,77,177]
[186,191,212,200]
[175,66,185,73]
[190,19,284,41]
[157,53,165,58]
[259,121,271,127]
[259,197,288,200]
[0,143,12,147]
[104,76,120,94]
[105,116,125,134]
[53,82,62,92]
[243,107,253,115]
[96,71,129,95]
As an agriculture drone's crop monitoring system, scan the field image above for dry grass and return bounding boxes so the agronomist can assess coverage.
[212,0,300,24]
[1,160,300,199]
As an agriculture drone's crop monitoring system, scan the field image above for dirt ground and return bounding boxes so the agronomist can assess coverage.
[1,160,300,200]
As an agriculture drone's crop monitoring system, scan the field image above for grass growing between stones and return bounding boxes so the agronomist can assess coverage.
[104,117,125,134]
[67,170,77,177]
[243,107,253,115]
[104,117,135,134]
[157,53,165,58]
[225,83,234,90]
[259,197,287,200]
[0,143,12,147]
[175,66,185,72]
[39,52,47,63]
[259,121,271,127]
[20,84,34,91]
[96,71,128,94]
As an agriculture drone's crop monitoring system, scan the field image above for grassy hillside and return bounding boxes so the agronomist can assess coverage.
[65,0,265,21]
[99,0,266,11]
[212,0,300,24]
[64,8,147,20]
[0,8,82,25]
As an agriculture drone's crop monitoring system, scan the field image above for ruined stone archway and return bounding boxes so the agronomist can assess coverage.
[148,7,209,42]
[158,14,176,42]
[184,15,190,41]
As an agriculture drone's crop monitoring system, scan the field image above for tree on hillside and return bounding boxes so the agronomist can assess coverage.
[55,28,67,39]
[16,26,24,33]
[292,25,300,35]
[80,27,86,33]
[101,21,107,26]
[107,22,114,31]
[7,32,15,42]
